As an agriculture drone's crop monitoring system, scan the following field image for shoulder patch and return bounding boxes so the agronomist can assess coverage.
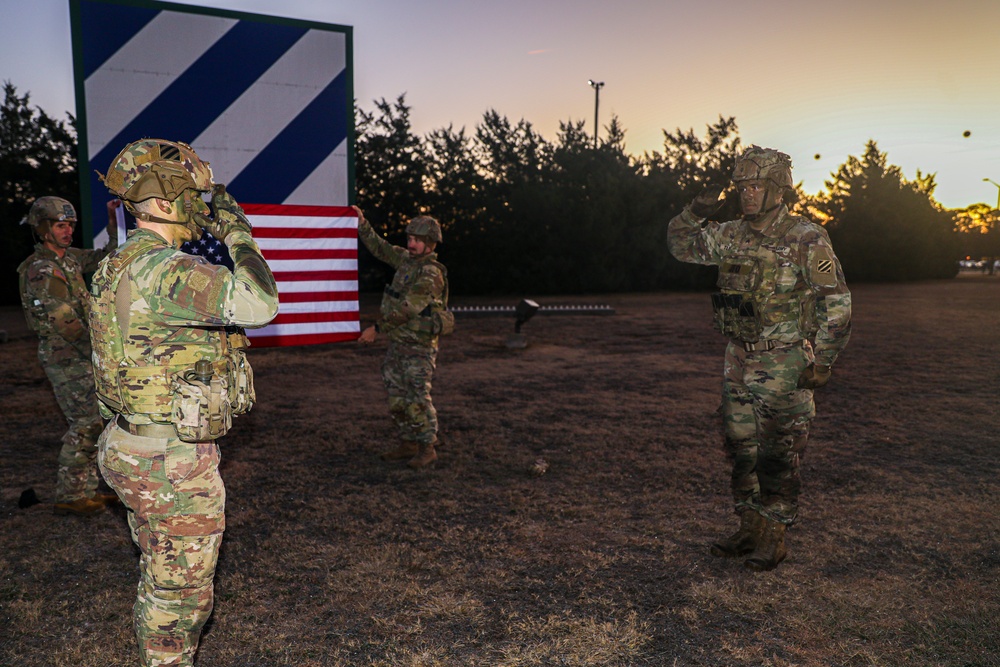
[810,246,838,287]
[189,271,211,293]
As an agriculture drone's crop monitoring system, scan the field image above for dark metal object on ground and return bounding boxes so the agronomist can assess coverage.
[514,299,539,334]
[18,488,40,509]
[449,299,614,349]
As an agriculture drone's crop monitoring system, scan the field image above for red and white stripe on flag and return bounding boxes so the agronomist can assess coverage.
[242,204,359,347]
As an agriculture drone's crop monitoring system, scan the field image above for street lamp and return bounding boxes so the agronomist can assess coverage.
[984,178,1000,210]
[587,79,604,149]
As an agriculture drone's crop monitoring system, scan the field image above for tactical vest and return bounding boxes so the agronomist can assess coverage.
[711,218,817,343]
[89,235,255,426]
[17,250,89,337]
[382,258,454,338]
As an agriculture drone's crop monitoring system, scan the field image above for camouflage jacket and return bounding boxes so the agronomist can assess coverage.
[358,218,447,348]
[88,227,278,423]
[668,204,851,367]
[18,240,116,362]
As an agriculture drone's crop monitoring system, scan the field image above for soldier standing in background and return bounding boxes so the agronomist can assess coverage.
[17,196,119,515]
[90,139,278,666]
[354,206,454,469]
[667,146,852,571]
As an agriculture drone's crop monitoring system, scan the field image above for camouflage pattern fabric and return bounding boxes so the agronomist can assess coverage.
[89,228,276,424]
[91,224,277,667]
[358,218,446,444]
[18,242,114,502]
[668,204,851,524]
[98,424,224,667]
[723,341,815,524]
[383,342,439,445]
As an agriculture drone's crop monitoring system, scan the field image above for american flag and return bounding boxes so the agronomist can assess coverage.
[181,233,234,270]
[242,204,359,347]
[113,202,359,347]
[183,204,360,347]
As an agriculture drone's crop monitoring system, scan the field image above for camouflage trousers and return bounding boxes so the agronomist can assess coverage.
[98,419,225,667]
[41,349,104,503]
[382,340,438,445]
[722,340,816,525]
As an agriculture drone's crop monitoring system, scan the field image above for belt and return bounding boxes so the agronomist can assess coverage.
[116,415,176,438]
[738,339,801,352]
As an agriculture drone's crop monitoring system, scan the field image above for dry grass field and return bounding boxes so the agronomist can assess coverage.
[1,277,998,667]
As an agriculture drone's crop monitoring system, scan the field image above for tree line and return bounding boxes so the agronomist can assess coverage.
[2,82,997,305]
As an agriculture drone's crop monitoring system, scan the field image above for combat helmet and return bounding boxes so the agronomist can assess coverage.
[100,138,213,204]
[406,216,442,244]
[98,138,214,235]
[23,196,77,233]
[732,146,793,191]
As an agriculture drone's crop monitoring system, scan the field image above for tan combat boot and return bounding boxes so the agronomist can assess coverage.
[53,497,106,516]
[380,441,419,461]
[408,441,438,469]
[710,511,763,558]
[95,491,121,506]
[744,518,787,571]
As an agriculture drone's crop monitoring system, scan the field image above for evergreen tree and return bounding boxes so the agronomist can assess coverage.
[0,82,78,305]
[817,141,958,281]
[354,95,429,289]
[354,95,428,235]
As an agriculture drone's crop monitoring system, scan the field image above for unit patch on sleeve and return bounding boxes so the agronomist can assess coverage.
[809,247,838,288]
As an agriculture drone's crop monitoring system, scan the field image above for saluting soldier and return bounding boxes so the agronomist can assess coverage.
[668,146,852,571]
[91,139,278,666]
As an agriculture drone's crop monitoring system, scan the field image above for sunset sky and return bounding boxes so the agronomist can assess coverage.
[3,0,998,209]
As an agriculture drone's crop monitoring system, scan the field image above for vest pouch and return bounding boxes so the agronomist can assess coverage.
[229,349,256,415]
[411,304,453,337]
[171,361,231,442]
[711,292,764,342]
[432,309,455,336]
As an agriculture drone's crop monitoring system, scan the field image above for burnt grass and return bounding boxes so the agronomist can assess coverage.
[1,277,998,667]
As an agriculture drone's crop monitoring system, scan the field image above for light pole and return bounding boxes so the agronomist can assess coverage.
[984,178,1000,210]
[587,79,604,149]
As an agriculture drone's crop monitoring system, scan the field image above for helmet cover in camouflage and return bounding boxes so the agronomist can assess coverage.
[24,196,77,231]
[406,216,442,244]
[100,138,214,204]
[732,145,793,191]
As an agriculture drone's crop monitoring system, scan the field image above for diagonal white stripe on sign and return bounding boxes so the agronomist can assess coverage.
[86,13,238,157]
[193,30,346,183]
[284,138,350,205]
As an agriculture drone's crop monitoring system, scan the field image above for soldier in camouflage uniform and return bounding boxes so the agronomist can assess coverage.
[354,206,453,469]
[90,139,278,666]
[667,146,851,571]
[17,196,119,515]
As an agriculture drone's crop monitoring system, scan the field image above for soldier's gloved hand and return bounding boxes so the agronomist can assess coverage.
[797,363,832,389]
[205,186,252,241]
[690,185,726,219]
